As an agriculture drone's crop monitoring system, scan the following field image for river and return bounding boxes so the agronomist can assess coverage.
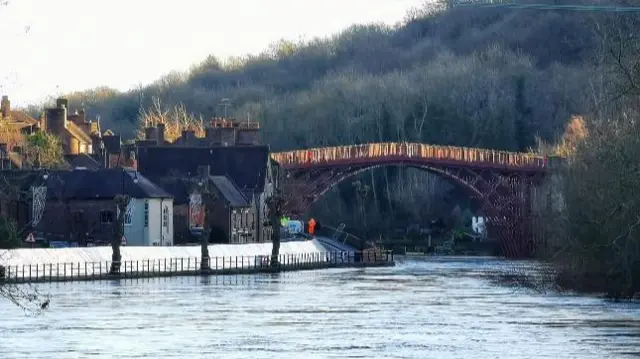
[1,256,639,359]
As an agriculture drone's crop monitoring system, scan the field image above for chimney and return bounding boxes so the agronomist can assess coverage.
[182,129,196,145]
[144,127,156,141]
[89,120,100,135]
[219,127,235,146]
[78,108,86,123]
[90,134,102,156]
[1,96,10,119]
[236,124,260,145]
[156,123,165,145]
[56,98,69,110]
[45,106,67,136]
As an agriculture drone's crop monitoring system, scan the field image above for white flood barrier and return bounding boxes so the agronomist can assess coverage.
[0,240,332,280]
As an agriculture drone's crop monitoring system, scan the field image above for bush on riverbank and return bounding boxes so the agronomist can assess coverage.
[0,217,21,250]
[543,112,640,300]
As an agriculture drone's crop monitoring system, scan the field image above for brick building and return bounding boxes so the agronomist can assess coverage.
[136,119,277,245]
[0,168,173,247]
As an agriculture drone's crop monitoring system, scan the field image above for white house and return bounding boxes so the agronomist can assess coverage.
[121,174,174,246]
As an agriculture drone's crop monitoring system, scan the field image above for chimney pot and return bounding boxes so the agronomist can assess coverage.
[156,123,165,145]
[56,97,69,109]
[1,95,10,119]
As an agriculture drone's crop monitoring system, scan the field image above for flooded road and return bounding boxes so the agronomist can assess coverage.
[1,257,639,358]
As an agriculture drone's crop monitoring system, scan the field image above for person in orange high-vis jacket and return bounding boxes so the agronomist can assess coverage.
[308,218,316,236]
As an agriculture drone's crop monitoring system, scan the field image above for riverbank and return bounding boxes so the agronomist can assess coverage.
[0,240,394,283]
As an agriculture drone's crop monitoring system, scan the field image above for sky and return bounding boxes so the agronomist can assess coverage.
[0,0,427,106]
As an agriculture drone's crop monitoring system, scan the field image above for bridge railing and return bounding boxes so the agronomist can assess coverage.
[271,143,547,169]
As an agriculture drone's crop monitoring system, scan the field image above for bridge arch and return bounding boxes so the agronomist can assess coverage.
[304,163,483,206]
[272,142,547,258]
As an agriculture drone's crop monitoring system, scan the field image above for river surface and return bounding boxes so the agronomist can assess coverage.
[1,256,639,359]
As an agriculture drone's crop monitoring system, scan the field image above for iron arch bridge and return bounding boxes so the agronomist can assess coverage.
[271,142,550,258]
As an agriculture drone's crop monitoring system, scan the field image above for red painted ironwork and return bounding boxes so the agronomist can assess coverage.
[271,142,548,258]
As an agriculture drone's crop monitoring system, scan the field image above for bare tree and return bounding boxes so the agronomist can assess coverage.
[0,172,51,313]
[109,194,129,275]
[196,180,216,271]
[0,265,50,314]
[137,96,204,142]
[266,189,283,267]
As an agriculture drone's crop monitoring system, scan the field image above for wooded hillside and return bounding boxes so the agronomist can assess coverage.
[52,0,639,236]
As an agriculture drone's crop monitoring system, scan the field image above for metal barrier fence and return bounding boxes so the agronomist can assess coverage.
[0,250,393,283]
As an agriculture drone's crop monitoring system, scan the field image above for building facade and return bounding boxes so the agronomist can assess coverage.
[0,168,174,247]
[136,119,275,245]
[124,197,174,246]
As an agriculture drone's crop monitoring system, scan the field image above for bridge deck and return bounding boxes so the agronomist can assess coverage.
[272,142,547,172]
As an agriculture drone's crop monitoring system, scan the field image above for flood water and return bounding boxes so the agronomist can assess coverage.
[1,257,639,359]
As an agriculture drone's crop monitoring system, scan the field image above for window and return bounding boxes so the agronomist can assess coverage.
[232,210,238,230]
[100,210,114,224]
[144,200,149,228]
[124,201,134,226]
[162,205,169,228]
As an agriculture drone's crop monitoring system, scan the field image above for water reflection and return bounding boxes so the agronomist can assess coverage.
[0,257,638,359]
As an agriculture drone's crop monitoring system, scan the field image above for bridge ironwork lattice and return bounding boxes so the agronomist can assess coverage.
[271,142,549,258]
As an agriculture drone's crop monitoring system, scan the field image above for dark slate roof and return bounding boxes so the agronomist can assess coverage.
[137,145,269,192]
[210,175,249,207]
[0,169,172,200]
[102,135,122,154]
[147,176,191,205]
[64,154,101,169]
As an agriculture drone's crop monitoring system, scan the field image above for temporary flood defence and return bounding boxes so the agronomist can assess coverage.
[0,239,336,280]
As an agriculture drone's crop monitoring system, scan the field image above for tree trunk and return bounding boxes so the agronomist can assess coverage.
[110,195,129,275]
[200,191,214,271]
[268,191,283,267]
[200,228,210,270]
[270,214,281,267]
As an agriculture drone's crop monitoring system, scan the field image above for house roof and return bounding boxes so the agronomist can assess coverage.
[0,169,172,200]
[137,145,269,193]
[102,135,121,154]
[210,175,249,207]
[64,154,101,169]
[7,110,38,125]
[65,121,92,144]
[149,176,191,205]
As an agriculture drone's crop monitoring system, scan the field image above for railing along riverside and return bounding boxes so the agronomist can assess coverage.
[271,143,547,169]
[0,250,393,283]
